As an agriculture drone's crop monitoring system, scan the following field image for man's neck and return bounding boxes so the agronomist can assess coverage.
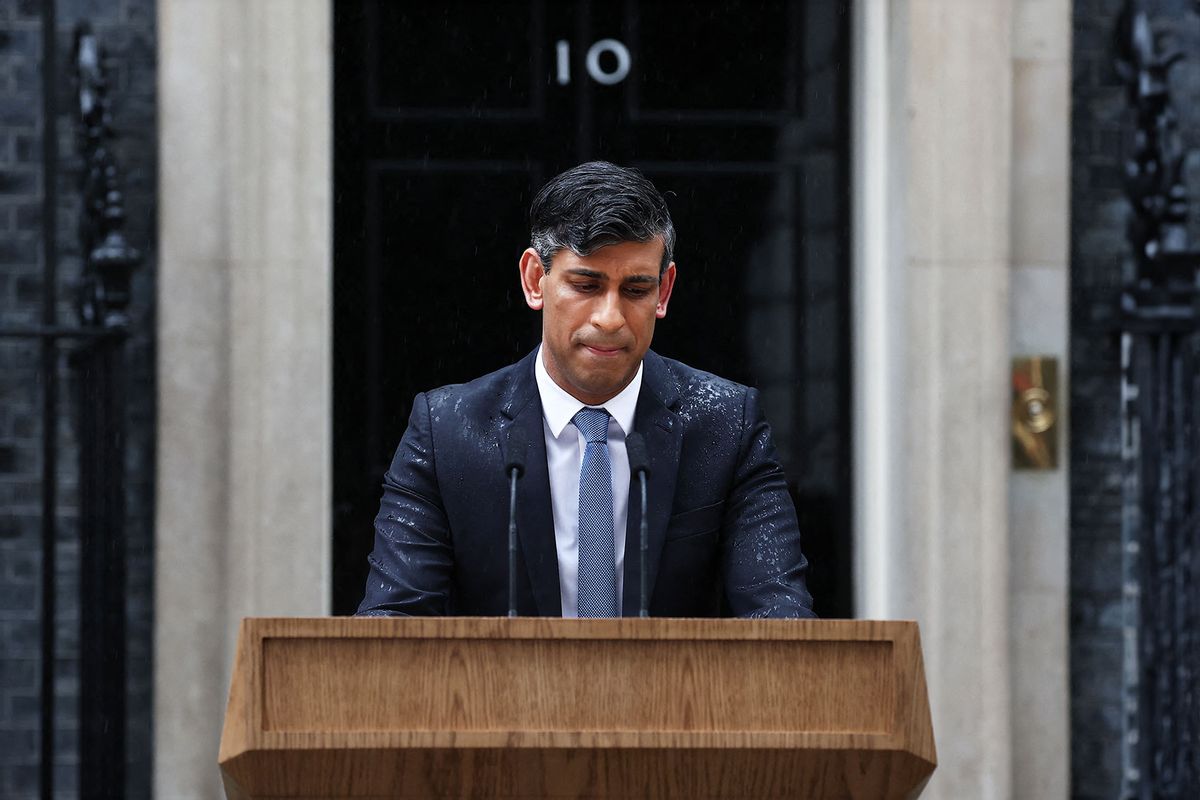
[534,345,643,438]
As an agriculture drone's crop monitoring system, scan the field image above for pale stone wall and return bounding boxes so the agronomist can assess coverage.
[155,0,331,796]
[902,2,1015,797]
[1008,0,1072,797]
[855,0,1071,796]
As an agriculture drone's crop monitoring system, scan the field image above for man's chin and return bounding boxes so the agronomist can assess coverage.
[567,365,636,404]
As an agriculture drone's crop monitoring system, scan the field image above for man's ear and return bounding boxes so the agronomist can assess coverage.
[656,262,677,319]
[519,248,545,310]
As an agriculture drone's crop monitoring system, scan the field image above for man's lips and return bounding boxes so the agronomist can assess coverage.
[580,343,627,357]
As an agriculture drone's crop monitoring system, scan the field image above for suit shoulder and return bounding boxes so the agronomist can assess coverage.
[423,358,527,418]
[656,355,749,418]
[658,355,749,400]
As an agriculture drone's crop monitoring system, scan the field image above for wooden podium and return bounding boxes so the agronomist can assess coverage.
[219,618,935,799]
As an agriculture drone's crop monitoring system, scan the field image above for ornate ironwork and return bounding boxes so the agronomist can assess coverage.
[71,22,140,796]
[75,22,140,330]
[1115,2,1200,797]
[1115,2,1189,278]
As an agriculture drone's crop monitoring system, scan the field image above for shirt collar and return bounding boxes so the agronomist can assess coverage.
[534,345,641,438]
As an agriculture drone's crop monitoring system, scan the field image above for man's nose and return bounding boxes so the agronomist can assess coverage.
[590,290,625,331]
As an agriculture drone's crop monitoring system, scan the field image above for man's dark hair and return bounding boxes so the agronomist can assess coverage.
[529,161,675,275]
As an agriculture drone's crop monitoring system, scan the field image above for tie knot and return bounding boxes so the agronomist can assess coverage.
[574,407,610,443]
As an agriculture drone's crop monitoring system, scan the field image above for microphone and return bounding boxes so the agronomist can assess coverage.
[502,427,529,617]
[625,433,652,618]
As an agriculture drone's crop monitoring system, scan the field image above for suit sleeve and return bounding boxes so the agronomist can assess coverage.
[356,392,455,615]
[721,387,818,619]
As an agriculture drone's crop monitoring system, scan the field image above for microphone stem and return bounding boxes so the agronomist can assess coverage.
[638,471,649,618]
[508,468,519,617]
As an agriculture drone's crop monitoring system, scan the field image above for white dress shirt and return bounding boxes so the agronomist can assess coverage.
[534,346,641,617]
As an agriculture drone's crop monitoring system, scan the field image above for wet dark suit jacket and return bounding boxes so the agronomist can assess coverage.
[357,348,816,618]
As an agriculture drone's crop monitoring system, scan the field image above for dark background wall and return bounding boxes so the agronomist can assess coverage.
[0,0,155,797]
[1070,2,1129,794]
[1070,0,1200,796]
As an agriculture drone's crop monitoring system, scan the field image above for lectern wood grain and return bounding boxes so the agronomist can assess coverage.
[220,618,935,799]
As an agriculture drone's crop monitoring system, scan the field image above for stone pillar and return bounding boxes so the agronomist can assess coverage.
[1007,0,1071,796]
[903,4,1015,798]
[855,1,1016,796]
[155,1,331,796]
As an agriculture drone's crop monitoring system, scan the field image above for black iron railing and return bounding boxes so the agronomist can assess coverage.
[1120,280,1200,799]
[1115,2,1200,797]
[72,21,140,796]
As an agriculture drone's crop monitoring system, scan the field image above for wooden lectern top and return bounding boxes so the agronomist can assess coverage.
[220,618,935,799]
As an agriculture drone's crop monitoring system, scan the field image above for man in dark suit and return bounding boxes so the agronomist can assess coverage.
[358,162,815,618]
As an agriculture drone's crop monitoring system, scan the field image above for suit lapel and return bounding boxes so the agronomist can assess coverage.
[622,351,682,616]
[501,351,562,616]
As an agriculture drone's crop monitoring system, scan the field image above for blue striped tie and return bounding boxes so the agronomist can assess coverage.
[574,408,617,617]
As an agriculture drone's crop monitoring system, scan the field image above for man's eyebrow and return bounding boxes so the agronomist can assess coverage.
[565,268,604,279]
[563,268,659,285]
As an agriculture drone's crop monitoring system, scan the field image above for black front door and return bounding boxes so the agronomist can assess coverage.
[333,0,853,617]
